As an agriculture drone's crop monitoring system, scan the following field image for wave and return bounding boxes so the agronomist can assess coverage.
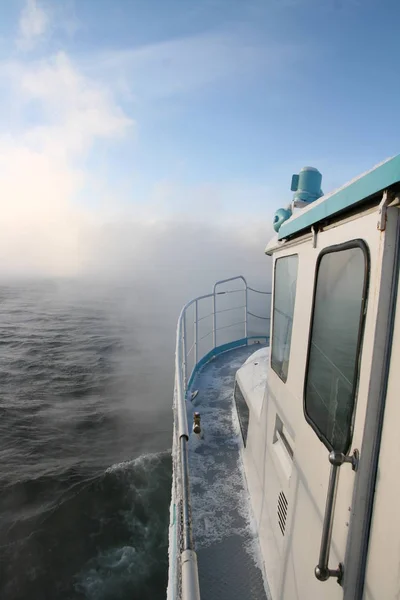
[75,451,171,600]
[1,451,171,600]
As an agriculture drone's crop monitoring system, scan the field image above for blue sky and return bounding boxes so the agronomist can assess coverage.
[0,0,400,276]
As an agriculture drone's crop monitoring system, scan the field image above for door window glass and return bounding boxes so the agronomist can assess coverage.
[304,243,368,453]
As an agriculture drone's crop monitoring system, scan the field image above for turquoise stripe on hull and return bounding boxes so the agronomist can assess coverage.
[186,336,269,391]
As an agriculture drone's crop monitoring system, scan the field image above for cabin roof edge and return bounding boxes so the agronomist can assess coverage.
[277,154,400,241]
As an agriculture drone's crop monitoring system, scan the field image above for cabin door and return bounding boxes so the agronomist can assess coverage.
[279,210,393,600]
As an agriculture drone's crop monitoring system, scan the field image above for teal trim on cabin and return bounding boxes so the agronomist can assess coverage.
[278,154,400,240]
[186,336,269,391]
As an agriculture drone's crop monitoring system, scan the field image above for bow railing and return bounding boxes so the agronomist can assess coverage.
[168,276,271,600]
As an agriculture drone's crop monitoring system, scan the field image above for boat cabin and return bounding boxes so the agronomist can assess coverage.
[239,155,400,600]
[168,155,400,600]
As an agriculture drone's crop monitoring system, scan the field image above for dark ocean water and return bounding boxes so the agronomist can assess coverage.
[0,280,175,600]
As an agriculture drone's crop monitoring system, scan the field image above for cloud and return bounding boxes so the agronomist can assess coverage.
[139,179,274,220]
[93,31,300,100]
[18,0,49,49]
[0,46,273,281]
[0,49,134,276]
[17,52,133,157]
[0,4,276,283]
[0,141,86,276]
[83,217,272,304]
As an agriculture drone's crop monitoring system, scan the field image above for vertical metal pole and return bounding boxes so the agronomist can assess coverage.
[194,300,198,364]
[181,549,201,600]
[315,463,340,581]
[182,311,187,391]
[314,448,358,584]
[212,291,217,348]
[180,436,193,550]
[244,284,248,341]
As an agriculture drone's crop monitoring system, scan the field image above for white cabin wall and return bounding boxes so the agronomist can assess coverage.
[242,398,282,593]
[278,212,385,600]
[242,210,387,600]
[243,401,266,522]
[242,237,319,598]
[266,234,343,600]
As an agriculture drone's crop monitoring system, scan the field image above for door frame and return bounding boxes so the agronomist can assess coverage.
[343,204,400,599]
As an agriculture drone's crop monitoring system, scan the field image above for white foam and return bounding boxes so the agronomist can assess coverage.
[105,450,168,474]
[186,351,272,598]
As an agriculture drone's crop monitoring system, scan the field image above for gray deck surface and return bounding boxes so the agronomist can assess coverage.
[187,345,268,600]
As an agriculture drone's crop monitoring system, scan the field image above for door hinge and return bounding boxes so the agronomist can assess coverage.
[377,190,400,231]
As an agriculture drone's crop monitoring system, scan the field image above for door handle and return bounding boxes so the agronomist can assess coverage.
[314,449,359,585]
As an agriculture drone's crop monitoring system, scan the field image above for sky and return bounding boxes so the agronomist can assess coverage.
[0,0,400,281]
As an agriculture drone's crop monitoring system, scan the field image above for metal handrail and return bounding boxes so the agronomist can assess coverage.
[173,276,271,600]
[247,285,271,294]
[247,310,270,320]
[215,320,246,332]
[315,449,359,584]
[213,276,248,345]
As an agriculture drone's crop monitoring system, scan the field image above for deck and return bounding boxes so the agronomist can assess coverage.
[187,345,269,600]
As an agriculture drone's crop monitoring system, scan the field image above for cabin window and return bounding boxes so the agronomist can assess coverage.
[271,254,299,382]
[304,241,369,453]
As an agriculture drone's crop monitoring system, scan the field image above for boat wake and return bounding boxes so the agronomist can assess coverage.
[2,452,171,600]
[75,452,171,600]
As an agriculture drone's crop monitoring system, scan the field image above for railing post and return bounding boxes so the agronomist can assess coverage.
[180,436,193,550]
[182,312,187,391]
[212,291,217,348]
[244,284,248,341]
[181,550,201,600]
[194,300,198,364]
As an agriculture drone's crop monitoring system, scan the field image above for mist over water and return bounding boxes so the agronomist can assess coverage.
[0,1,274,597]
[0,224,272,600]
[0,280,174,599]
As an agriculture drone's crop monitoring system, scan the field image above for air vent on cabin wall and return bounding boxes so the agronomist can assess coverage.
[277,491,288,535]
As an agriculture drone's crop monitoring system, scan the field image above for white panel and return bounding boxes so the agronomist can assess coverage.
[241,208,389,600]
[363,287,400,600]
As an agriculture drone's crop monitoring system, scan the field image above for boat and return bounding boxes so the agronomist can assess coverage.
[167,155,400,599]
